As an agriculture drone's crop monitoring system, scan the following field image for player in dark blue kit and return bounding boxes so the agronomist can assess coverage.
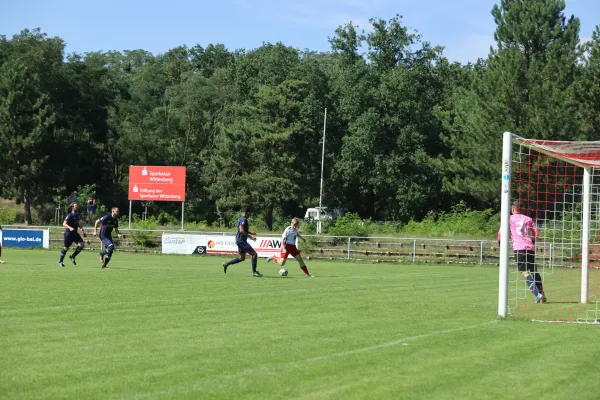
[222,207,262,277]
[59,202,87,267]
[93,207,122,270]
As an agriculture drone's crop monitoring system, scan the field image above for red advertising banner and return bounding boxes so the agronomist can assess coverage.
[128,166,186,202]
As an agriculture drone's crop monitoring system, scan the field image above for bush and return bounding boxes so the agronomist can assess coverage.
[325,213,370,240]
[128,215,158,247]
[402,201,499,239]
[156,211,177,225]
[0,206,21,225]
[131,230,156,248]
[35,203,57,224]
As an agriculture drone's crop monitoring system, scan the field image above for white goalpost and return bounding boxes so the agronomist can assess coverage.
[498,132,600,323]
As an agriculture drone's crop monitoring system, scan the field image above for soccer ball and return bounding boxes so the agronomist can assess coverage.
[279,268,288,277]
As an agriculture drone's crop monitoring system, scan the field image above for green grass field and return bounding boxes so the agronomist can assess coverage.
[1,250,600,400]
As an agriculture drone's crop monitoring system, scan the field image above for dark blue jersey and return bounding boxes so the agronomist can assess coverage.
[236,216,249,243]
[99,214,119,238]
[64,212,80,234]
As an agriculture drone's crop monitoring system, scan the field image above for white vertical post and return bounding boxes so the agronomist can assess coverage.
[498,132,513,318]
[128,201,132,229]
[581,167,591,304]
[181,202,185,231]
[318,108,327,235]
[480,241,484,265]
[347,237,351,260]
[412,240,416,263]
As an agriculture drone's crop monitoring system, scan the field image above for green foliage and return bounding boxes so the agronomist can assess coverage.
[35,203,57,224]
[207,77,315,230]
[439,0,584,209]
[155,211,177,226]
[325,213,370,238]
[1,5,598,231]
[75,184,97,207]
[402,202,500,239]
[127,215,158,248]
[539,204,583,244]
[0,206,21,225]
[328,15,449,221]
[579,26,600,140]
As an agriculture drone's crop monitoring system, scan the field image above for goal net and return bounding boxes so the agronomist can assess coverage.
[498,132,600,323]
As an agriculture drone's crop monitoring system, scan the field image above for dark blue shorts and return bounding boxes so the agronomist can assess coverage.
[237,241,255,255]
[64,232,84,247]
[100,236,114,248]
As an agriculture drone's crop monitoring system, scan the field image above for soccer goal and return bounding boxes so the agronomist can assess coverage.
[498,132,600,323]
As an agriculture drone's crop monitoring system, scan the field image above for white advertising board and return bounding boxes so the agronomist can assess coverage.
[205,235,295,258]
[161,233,207,255]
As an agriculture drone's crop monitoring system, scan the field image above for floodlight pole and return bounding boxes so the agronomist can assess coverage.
[318,108,327,234]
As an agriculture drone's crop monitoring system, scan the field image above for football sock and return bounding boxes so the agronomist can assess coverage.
[225,257,241,267]
[72,247,82,258]
[533,271,544,293]
[301,265,309,275]
[59,249,67,262]
[525,275,540,296]
[251,257,257,273]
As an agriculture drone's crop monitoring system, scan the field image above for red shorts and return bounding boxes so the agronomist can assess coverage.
[282,243,300,257]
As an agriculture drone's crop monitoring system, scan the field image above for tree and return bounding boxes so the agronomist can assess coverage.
[233,43,300,99]
[579,26,600,141]
[440,0,583,209]
[207,80,316,230]
[165,67,235,221]
[0,29,64,224]
[330,16,449,221]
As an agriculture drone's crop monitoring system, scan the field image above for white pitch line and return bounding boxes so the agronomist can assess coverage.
[126,320,498,400]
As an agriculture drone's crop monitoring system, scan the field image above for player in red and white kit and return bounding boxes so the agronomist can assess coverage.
[498,201,546,303]
[267,218,313,277]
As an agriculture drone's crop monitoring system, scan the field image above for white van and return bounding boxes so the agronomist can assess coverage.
[304,207,345,222]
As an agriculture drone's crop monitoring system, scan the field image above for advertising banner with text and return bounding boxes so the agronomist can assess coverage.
[128,166,186,202]
[161,233,207,255]
[160,234,296,258]
[0,229,50,248]
[204,235,295,258]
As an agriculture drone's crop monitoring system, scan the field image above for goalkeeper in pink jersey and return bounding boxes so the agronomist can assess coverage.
[498,201,547,303]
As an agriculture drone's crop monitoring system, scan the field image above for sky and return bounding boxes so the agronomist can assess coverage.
[1,0,599,64]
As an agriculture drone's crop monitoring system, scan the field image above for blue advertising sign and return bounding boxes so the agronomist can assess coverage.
[1,229,46,248]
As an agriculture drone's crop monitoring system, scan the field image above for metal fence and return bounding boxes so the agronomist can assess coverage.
[302,235,499,265]
[2,224,501,265]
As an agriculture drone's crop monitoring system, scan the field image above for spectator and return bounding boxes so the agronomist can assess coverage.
[67,191,78,204]
[87,195,96,226]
